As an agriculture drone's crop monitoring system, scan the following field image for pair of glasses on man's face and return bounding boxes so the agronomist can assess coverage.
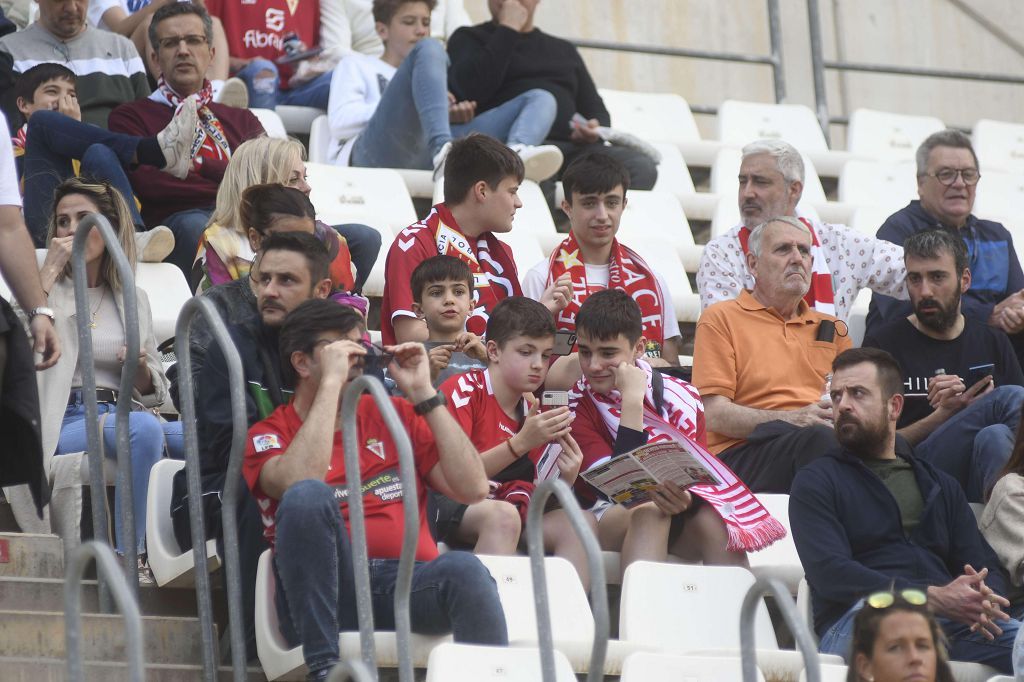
[865,589,927,609]
[921,167,981,186]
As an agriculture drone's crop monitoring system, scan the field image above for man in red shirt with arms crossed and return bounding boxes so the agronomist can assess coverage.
[243,299,507,680]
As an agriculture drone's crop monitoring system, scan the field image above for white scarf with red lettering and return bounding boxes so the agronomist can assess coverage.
[739,217,835,316]
[571,360,786,552]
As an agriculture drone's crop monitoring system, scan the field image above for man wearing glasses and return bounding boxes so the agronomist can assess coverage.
[790,347,1021,673]
[868,130,1024,363]
[0,0,149,128]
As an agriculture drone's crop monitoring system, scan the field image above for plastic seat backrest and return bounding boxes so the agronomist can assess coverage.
[717,99,829,153]
[621,652,765,682]
[425,643,578,682]
[847,108,944,162]
[305,162,416,235]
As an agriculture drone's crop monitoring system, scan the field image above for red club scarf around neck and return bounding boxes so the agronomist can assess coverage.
[546,231,666,353]
[738,217,836,316]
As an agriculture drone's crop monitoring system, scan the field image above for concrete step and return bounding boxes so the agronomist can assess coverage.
[0,657,267,681]
[0,609,212,665]
[0,532,64,578]
[0,575,204,617]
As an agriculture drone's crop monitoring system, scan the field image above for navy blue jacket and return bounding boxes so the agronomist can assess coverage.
[866,200,1024,334]
[789,443,1008,635]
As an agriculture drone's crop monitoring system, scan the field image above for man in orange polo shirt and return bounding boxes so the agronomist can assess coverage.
[693,216,851,493]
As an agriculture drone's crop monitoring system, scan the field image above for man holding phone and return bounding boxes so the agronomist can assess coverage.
[864,229,1024,501]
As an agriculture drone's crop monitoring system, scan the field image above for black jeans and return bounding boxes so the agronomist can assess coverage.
[719,421,837,493]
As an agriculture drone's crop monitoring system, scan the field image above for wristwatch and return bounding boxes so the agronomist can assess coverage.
[413,391,446,415]
[29,306,55,322]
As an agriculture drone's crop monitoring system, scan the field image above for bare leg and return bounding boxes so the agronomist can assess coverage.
[618,502,673,581]
[542,508,597,592]
[669,504,748,567]
[453,500,521,555]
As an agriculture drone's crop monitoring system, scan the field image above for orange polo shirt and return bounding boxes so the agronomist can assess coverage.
[693,290,852,454]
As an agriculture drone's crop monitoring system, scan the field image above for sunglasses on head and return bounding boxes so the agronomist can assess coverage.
[866,589,927,610]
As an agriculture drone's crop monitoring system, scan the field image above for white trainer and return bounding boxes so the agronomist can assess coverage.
[157,98,198,180]
[510,143,564,182]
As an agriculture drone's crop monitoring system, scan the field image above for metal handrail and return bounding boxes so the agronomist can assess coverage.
[739,576,820,682]
[326,660,376,682]
[64,540,145,682]
[340,375,420,681]
[525,479,608,682]
[174,296,249,682]
[71,213,141,608]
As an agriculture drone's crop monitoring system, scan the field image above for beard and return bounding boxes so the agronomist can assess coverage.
[835,408,889,457]
[913,285,961,333]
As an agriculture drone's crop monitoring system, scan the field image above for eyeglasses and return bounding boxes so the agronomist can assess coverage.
[921,167,981,186]
[155,34,208,50]
[865,589,928,609]
[359,339,394,372]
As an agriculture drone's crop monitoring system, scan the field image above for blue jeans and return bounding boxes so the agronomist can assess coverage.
[23,109,145,245]
[235,57,333,110]
[820,598,1021,673]
[56,398,181,553]
[271,480,508,675]
[163,207,213,280]
[350,39,557,170]
[333,223,381,293]
[917,385,1024,502]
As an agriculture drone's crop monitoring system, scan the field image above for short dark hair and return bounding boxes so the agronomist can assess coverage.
[561,152,630,204]
[410,255,474,304]
[903,228,969,277]
[832,347,905,399]
[372,0,436,25]
[575,289,643,344]
[486,296,555,348]
[259,231,330,285]
[443,133,524,205]
[14,63,75,108]
[278,299,365,386]
[149,2,214,50]
[239,183,316,236]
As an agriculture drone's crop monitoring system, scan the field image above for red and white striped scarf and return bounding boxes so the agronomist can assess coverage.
[739,217,836,316]
[572,360,786,552]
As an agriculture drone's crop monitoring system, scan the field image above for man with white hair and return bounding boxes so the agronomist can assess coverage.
[693,216,851,493]
[697,139,907,322]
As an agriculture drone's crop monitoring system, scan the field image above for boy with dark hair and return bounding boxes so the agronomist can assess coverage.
[244,298,506,679]
[410,255,487,385]
[569,289,783,580]
[382,132,571,345]
[524,153,681,389]
[438,296,585,568]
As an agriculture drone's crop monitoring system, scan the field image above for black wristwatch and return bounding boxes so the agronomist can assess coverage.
[413,391,446,415]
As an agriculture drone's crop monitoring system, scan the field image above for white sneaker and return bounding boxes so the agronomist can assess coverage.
[510,143,564,182]
[157,98,198,180]
[432,141,452,182]
[135,225,175,263]
[215,77,249,109]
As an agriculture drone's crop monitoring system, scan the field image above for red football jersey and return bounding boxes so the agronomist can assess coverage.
[243,396,440,560]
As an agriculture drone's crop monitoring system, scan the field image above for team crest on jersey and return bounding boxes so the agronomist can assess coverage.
[252,434,281,453]
[365,438,386,461]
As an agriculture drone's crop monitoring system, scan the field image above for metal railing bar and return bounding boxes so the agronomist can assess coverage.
[525,478,608,682]
[340,375,420,681]
[570,37,778,67]
[71,213,141,608]
[739,576,820,682]
[175,296,249,682]
[766,0,786,103]
[64,540,145,682]
[821,59,1024,85]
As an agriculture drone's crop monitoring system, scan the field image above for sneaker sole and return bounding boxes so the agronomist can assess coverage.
[522,150,564,183]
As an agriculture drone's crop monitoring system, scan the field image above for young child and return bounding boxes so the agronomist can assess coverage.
[436,296,583,557]
[381,133,571,345]
[13,63,80,158]
[410,255,488,385]
[569,290,785,580]
[326,0,561,179]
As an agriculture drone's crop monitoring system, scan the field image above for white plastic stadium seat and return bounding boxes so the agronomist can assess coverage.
[847,205,892,238]
[255,550,450,680]
[799,664,848,682]
[510,180,561,253]
[972,118,1024,174]
[846,108,944,163]
[305,162,417,235]
[358,230,394,299]
[425,643,577,682]
[838,160,918,215]
[746,493,804,593]
[623,235,702,324]
[948,662,1000,682]
[972,170,1024,221]
[620,652,764,682]
[275,105,324,136]
[307,115,330,164]
[649,142,718,222]
[495,230,546,287]
[250,108,288,139]
[134,262,193,347]
[617,189,703,272]
[145,459,221,587]
[847,288,872,348]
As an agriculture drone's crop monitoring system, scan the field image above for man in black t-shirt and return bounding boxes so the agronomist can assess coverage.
[863,229,1024,501]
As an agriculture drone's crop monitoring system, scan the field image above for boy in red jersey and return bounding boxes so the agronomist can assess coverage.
[243,299,506,680]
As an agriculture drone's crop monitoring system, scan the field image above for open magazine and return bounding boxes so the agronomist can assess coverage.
[571,440,722,508]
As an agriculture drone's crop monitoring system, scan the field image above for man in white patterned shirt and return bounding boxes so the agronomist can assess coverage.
[697,139,908,323]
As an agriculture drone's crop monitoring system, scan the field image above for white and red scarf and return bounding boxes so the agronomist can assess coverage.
[571,360,786,552]
[154,77,231,169]
[545,232,666,355]
[738,217,835,316]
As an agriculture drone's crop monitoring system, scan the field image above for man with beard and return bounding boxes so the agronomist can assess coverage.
[863,229,1024,502]
[693,215,851,493]
[790,347,1022,673]
[697,138,907,322]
